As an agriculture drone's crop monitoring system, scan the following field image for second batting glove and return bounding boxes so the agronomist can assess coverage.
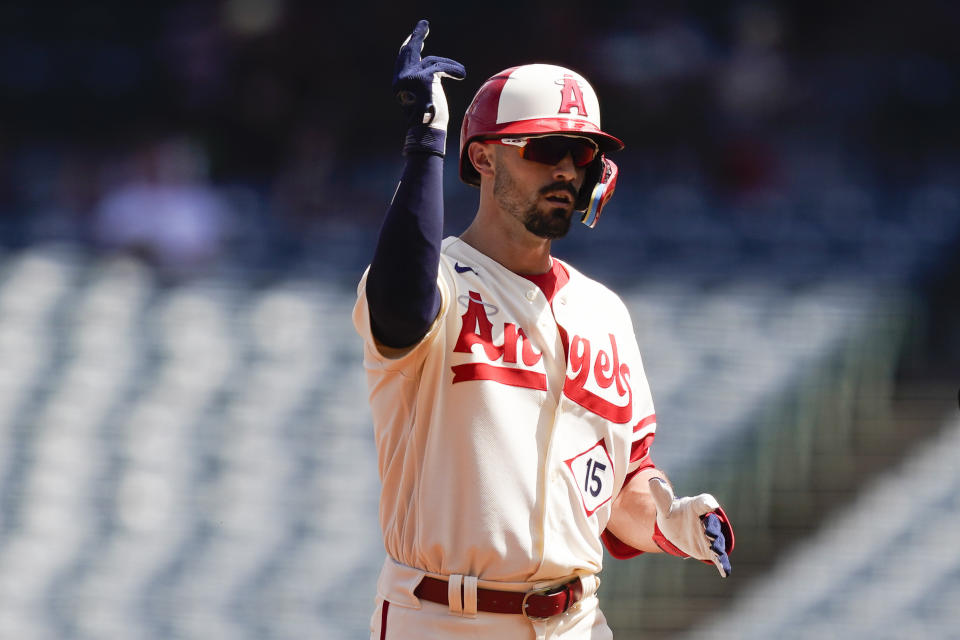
[649,477,735,578]
[393,19,466,156]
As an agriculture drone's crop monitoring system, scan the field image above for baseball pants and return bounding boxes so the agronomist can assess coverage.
[370,557,613,640]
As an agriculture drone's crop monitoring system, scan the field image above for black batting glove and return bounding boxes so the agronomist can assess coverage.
[392,19,466,156]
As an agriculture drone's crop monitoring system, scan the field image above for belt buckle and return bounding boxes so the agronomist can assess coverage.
[521,582,568,621]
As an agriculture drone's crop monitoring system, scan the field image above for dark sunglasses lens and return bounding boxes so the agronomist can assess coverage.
[523,138,597,167]
[571,142,598,166]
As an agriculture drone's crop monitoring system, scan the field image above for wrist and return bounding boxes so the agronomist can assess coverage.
[404,126,447,157]
[652,521,689,558]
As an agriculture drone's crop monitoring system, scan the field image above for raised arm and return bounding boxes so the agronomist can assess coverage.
[366,19,465,349]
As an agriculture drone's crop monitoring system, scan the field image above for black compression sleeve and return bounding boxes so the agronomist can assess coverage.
[366,140,444,348]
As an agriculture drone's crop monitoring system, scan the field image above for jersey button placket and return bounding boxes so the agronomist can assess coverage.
[525,289,538,302]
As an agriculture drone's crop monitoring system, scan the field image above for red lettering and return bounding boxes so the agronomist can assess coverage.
[594,349,611,388]
[558,76,588,116]
[563,334,633,423]
[503,323,517,363]
[568,335,591,390]
[519,328,541,367]
[594,333,626,396]
[454,291,503,361]
[451,291,544,390]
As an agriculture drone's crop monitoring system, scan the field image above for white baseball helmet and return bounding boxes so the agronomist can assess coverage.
[458,64,624,227]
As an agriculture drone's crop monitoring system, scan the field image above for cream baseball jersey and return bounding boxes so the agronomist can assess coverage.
[353,236,657,584]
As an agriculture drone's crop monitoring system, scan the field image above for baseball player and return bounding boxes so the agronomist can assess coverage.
[353,19,734,639]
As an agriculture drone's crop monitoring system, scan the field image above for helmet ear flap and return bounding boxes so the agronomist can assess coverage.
[577,157,618,228]
[574,157,602,212]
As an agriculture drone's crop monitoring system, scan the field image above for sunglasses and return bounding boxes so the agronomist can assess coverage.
[486,135,599,168]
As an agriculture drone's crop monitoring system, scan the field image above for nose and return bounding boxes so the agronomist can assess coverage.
[552,152,578,182]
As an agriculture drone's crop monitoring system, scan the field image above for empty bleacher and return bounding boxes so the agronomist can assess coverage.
[0,176,954,638]
[682,414,960,640]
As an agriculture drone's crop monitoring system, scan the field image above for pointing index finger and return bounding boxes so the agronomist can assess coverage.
[403,19,430,54]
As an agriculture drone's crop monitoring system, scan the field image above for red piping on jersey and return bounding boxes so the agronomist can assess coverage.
[629,433,655,465]
[380,601,389,640]
[633,413,656,433]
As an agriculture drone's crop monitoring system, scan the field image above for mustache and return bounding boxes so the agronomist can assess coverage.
[539,182,578,198]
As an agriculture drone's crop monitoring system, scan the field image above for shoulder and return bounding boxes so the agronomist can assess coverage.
[557,258,630,314]
[439,236,522,288]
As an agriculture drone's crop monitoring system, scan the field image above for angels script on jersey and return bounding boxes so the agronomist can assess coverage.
[451,291,547,390]
[451,291,633,424]
[563,333,632,424]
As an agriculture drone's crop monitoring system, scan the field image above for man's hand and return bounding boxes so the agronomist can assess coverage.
[649,477,734,578]
[393,19,465,155]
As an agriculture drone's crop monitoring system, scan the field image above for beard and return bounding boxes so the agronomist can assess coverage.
[493,168,575,240]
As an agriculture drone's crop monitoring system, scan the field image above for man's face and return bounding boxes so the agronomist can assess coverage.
[491,141,587,240]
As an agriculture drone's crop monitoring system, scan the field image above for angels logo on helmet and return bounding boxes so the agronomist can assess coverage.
[556,75,589,116]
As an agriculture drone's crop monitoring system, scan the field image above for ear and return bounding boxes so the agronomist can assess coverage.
[467,141,495,179]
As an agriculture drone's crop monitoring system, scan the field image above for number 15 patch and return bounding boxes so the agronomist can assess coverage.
[564,439,615,517]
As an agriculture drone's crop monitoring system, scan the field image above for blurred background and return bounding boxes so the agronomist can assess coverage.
[0,1,958,638]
